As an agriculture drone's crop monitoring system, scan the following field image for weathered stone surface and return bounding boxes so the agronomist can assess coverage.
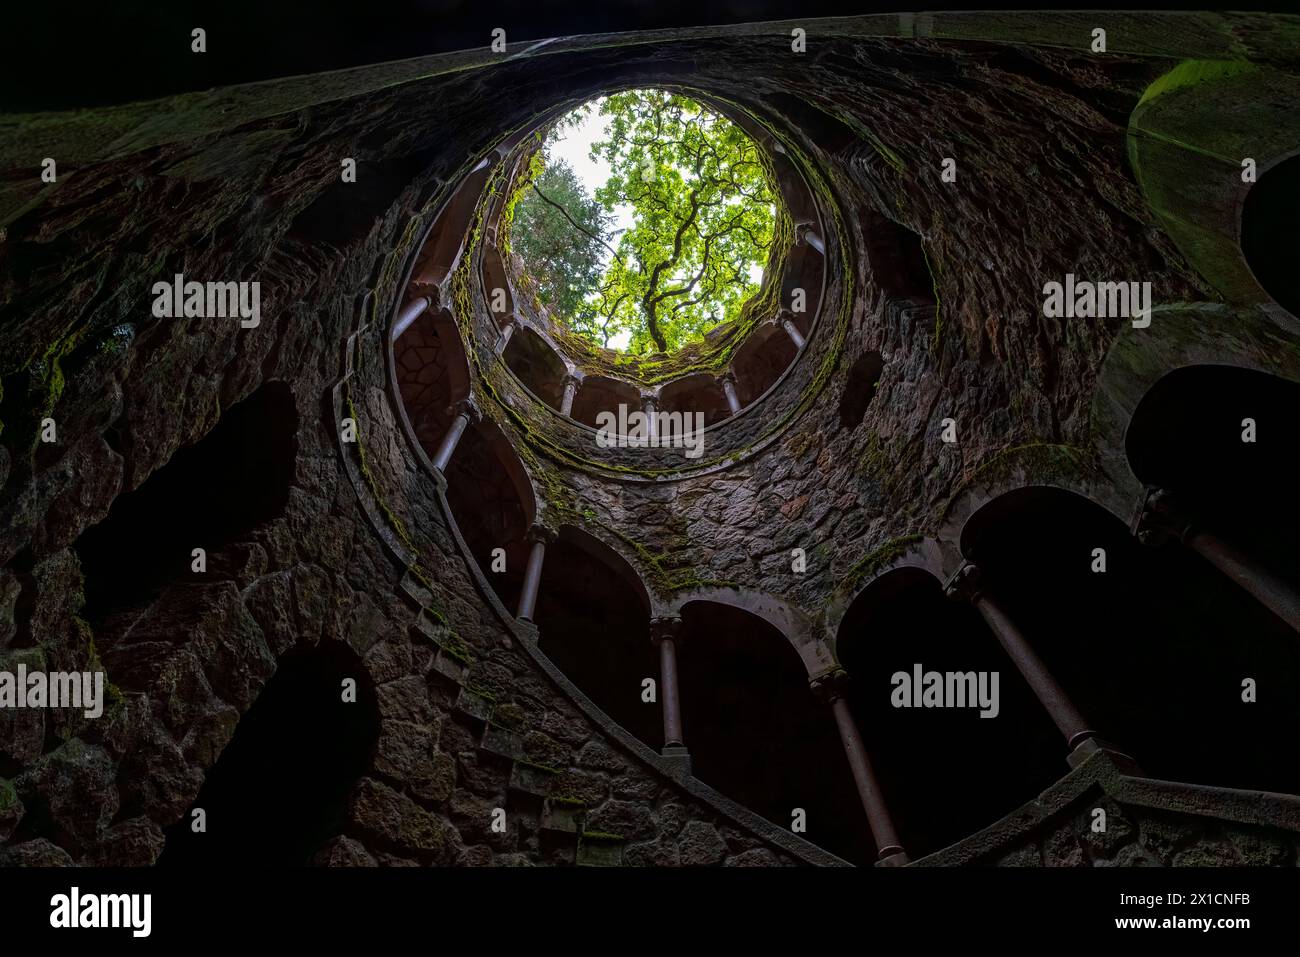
[2,12,1296,872]
[349,778,450,860]
[16,739,119,852]
[0,647,47,764]
[725,847,782,867]
[312,835,378,867]
[576,740,626,773]
[0,838,75,866]
[585,800,656,842]
[678,820,727,866]
[79,817,165,866]
[0,777,23,843]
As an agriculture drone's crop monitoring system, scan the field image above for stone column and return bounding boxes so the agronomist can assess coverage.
[946,563,1098,752]
[651,616,686,750]
[810,670,907,864]
[1138,488,1300,634]
[392,295,431,340]
[559,374,579,416]
[720,373,742,415]
[431,398,479,474]
[796,222,825,255]
[778,309,806,349]
[494,314,516,357]
[516,524,554,623]
[642,395,659,445]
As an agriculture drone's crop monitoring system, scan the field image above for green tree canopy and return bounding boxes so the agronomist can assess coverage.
[508,155,612,332]
[507,90,777,354]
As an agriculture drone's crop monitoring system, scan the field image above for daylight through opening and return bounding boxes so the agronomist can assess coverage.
[503,89,778,355]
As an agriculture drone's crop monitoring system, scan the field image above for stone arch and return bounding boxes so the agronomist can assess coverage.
[157,638,380,866]
[502,325,567,408]
[730,321,796,406]
[480,240,515,329]
[443,417,539,610]
[1125,362,1300,627]
[673,598,871,864]
[568,375,641,430]
[780,239,822,338]
[392,307,473,459]
[668,585,832,676]
[823,536,947,651]
[559,526,652,613]
[958,483,1300,797]
[1090,303,1300,523]
[1242,151,1300,318]
[410,154,496,293]
[835,565,1062,858]
[658,372,732,427]
[530,525,658,748]
[1127,60,1300,332]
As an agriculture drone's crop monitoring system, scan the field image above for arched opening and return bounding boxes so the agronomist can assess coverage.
[158,640,380,866]
[410,157,495,292]
[502,89,777,356]
[569,375,641,430]
[676,601,871,865]
[1126,364,1300,586]
[658,373,732,427]
[1242,152,1300,317]
[730,323,796,406]
[394,308,470,457]
[480,241,515,329]
[836,568,1061,859]
[781,240,822,337]
[838,351,884,428]
[533,528,657,747]
[860,206,935,305]
[443,423,534,610]
[502,326,567,408]
[962,486,1300,796]
[75,381,297,624]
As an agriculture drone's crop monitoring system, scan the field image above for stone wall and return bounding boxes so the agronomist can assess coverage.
[3,12,1300,867]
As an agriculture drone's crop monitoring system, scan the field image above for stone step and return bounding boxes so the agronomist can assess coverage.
[508,761,557,798]
[540,798,585,835]
[453,686,494,724]
[480,723,526,761]
[576,832,625,867]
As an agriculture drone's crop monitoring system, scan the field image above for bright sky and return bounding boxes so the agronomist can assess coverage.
[545,102,634,348]
[543,97,765,351]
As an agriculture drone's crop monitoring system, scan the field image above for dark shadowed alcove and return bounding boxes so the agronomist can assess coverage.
[963,485,1300,797]
[1125,364,1300,586]
[158,639,380,866]
[731,323,796,406]
[1241,153,1300,318]
[288,151,436,246]
[394,308,470,457]
[532,528,658,747]
[569,375,641,429]
[861,207,935,304]
[676,600,872,865]
[658,373,732,427]
[838,351,884,428]
[74,381,297,622]
[837,567,1061,859]
[443,423,532,611]
[503,327,567,409]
